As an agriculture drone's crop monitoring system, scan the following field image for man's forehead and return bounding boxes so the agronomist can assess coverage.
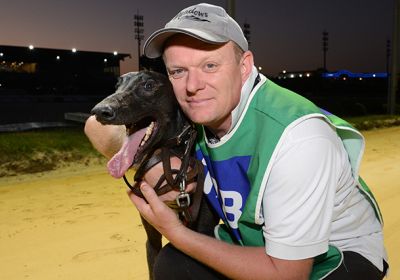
[163,36,236,64]
[164,33,227,52]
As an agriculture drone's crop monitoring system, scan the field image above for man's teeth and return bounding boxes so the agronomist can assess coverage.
[140,122,155,147]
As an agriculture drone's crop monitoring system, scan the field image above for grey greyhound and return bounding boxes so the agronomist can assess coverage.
[90,71,219,279]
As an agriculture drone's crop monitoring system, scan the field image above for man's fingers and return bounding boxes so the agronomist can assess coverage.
[127,189,147,210]
[140,182,162,207]
[127,182,184,238]
[127,182,164,214]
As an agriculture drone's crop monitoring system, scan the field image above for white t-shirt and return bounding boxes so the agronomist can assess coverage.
[223,68,386,271]
[262,117,386,271]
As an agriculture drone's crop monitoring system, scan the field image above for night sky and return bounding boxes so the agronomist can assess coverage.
[0,0,394,76]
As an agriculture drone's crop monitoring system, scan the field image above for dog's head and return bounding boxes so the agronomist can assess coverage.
[91,71,187,178]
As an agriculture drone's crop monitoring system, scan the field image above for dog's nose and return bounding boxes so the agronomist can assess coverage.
[91,105,116,121]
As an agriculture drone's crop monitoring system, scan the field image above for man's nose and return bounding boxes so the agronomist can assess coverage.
[186,70,205,94]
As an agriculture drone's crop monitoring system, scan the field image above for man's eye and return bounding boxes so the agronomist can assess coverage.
[168,69,185,79]
[204,63,217,72]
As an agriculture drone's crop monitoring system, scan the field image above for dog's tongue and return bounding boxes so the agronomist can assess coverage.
[107,127,147,178]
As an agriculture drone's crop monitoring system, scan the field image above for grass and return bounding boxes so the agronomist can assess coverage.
[0,114,399,177]
[346,114,400,131]
[0,127,104,177]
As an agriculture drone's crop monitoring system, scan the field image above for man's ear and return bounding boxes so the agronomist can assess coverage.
[240,51,254,85]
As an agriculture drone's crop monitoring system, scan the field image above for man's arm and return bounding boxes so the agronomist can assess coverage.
[84,115,126,159]
[86,115,313,278]
[129,183,313,280]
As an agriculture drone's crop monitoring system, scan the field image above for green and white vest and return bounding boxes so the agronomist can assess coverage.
[195,78,383,279]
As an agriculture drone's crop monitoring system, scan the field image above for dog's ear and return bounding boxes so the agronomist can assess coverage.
[115,76,123,89]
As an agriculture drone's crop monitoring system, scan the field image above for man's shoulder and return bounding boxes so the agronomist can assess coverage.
[249,79,322,128]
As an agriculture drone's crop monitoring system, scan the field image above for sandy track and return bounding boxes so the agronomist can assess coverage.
[0,126,399,279]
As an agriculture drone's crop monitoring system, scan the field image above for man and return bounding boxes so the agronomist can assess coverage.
[85,3,388,279]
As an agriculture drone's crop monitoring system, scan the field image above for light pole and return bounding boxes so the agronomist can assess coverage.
[322,30,328,71]
[243,21,251,46]
[134,12,144,70]
[226,0,235,18]
[388,0,399,115]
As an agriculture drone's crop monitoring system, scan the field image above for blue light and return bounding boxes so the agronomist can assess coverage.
[322,70,387,79]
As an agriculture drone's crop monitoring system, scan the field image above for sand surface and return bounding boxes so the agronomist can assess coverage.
[0,126,399,279]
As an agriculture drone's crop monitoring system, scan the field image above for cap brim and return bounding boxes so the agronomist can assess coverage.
[144,28,229,58]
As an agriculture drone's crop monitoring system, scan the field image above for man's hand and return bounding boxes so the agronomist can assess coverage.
[129,182,313,280]
[128,155,197,238]
[140,156,197,202]
[128,183,185,239]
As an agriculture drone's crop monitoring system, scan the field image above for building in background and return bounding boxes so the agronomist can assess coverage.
[273,68,389,116]
[0,45,129,96]
[0,45,130,125]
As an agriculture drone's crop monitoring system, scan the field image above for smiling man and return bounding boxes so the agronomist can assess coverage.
[85,3,388,279]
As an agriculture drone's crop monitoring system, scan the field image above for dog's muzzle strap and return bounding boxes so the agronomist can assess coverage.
[123,124,203,224]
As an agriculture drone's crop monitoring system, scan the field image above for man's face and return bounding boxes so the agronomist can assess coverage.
[163,36,246,136]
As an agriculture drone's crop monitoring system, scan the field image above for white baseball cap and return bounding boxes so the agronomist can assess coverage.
[144,3,248,58]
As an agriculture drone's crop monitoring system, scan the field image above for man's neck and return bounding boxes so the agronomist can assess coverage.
[228,66,259,133]
[205,66,260,141]
[206,116,232,140]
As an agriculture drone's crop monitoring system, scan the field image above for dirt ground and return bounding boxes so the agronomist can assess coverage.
[0,126,399,279]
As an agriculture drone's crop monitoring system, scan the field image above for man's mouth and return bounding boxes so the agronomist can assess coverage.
[187,97,214,107]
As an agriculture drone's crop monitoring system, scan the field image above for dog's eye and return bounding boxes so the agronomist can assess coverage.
[144,79,156,91]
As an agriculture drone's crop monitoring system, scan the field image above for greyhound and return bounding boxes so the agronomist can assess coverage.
[90,71,219,279]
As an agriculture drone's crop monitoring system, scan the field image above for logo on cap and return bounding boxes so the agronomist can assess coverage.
[173,7,211,22]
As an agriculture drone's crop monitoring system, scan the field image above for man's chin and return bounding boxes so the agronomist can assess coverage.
[188,114,214,126]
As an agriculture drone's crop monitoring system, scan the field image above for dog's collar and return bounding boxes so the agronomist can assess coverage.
[123,122,201,224]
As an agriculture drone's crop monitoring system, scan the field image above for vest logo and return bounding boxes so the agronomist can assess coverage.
[220,190,243,229]
[197,150,251,230]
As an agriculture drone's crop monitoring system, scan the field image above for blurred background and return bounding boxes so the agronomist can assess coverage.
[0,0,398,127]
